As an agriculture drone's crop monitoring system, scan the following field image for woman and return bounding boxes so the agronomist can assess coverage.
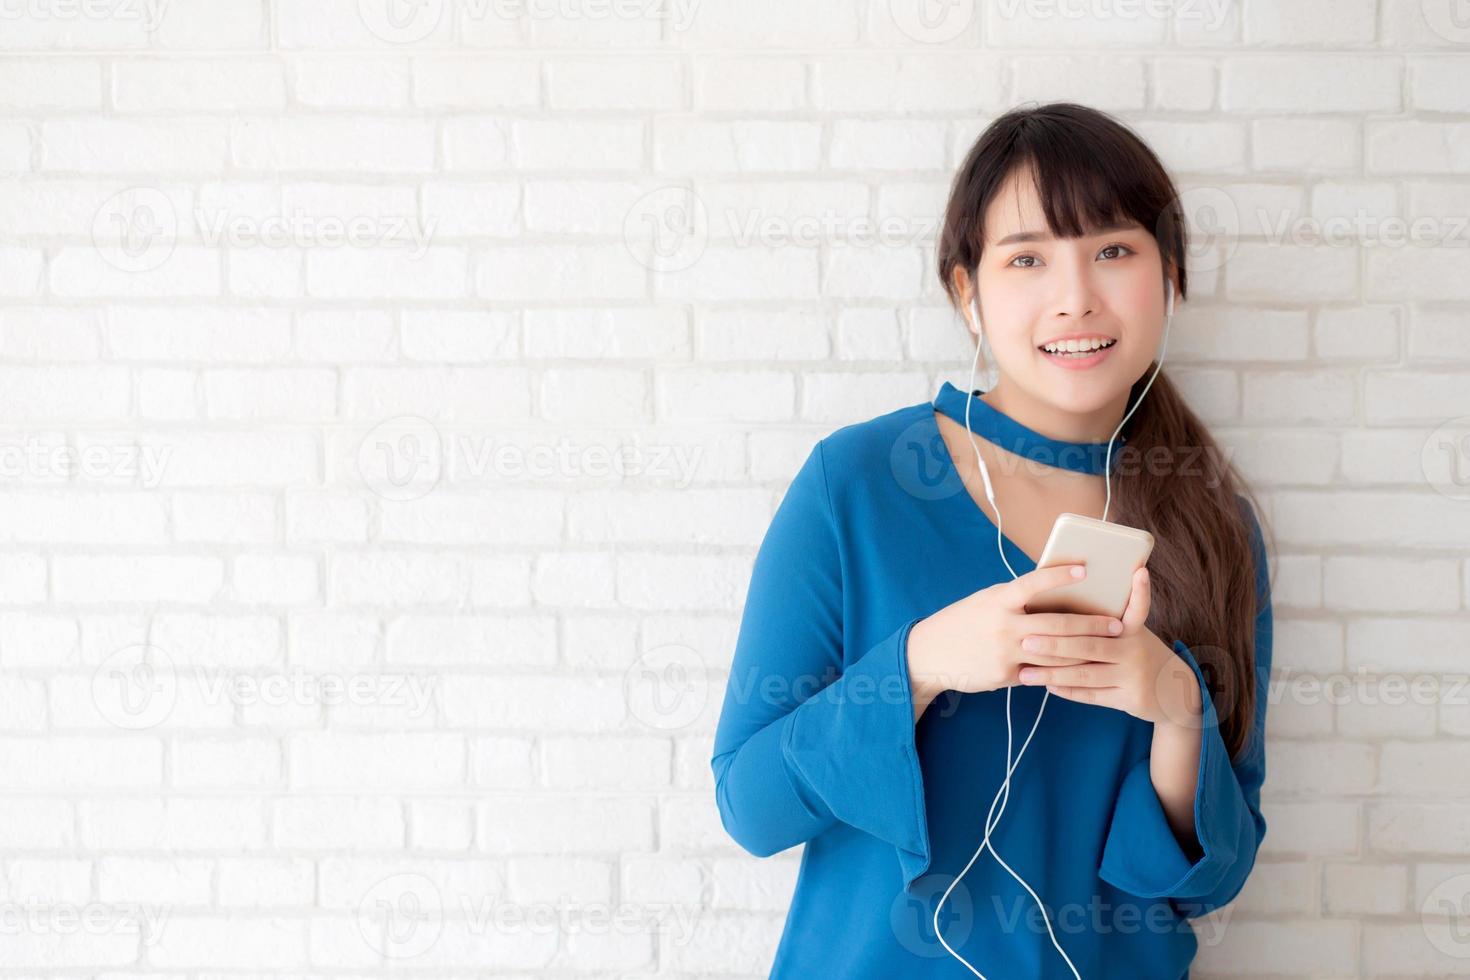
[709,102,1274,979]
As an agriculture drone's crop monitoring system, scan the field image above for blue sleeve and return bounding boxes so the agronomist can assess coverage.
[1098,498,1272,916]
[710,440,932,889]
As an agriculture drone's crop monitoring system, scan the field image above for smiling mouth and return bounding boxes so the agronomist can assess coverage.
[1038,338,1118,358]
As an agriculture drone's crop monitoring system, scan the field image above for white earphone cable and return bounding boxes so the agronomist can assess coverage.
[931,276,1175,979]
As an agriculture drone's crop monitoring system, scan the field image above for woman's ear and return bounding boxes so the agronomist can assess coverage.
[952,264,981,338]
[1163,264,1181,313]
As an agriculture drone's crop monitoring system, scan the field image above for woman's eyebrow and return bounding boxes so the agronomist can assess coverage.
[993,221,1140,247]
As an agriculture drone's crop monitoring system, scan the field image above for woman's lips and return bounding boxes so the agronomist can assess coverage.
[1037,341,1117,371]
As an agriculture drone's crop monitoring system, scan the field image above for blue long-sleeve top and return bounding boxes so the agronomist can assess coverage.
[711,380,1273,979]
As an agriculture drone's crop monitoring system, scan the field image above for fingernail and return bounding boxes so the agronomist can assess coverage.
[1019,668,1039,683]
[1022,636,1041,652]
[1071,566,1085,579]
[1108,620,1123,634]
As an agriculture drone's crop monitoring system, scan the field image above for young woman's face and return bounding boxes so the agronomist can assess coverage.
[966,166,1172,414]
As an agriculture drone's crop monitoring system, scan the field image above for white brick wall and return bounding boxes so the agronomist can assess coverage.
[0,2,1467,977]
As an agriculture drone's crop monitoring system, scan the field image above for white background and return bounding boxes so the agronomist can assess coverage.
[1,0,1469,977]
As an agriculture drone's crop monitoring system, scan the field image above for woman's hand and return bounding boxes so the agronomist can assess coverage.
[1014,566,1204,730]
[907,563,1125,705]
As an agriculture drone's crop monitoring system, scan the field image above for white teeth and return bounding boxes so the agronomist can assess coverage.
[1041,338,1114,354]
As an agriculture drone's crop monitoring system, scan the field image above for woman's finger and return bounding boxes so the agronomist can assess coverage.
[1008,563,1086,609]
[1018,633,1121,663]
[1017,652,1094,667]
[1044,684,1126,709]
[1019,611,1124,638]
[1121,566,1151,631]
[1018,661,1120,688]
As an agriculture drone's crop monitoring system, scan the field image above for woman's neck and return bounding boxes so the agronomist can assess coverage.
[980,379,1131,445]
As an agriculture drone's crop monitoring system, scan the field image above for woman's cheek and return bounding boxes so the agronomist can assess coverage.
[1120,276,1165,337]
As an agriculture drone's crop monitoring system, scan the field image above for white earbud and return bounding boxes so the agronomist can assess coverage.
[934,271,1177,980]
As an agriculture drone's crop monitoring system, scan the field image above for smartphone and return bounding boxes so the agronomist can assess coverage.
[1024,513,1155,619]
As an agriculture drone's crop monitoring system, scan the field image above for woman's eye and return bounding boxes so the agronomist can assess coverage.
[1009,243,1133,268]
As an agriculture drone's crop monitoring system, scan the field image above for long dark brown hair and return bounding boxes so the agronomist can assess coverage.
[936,102,1272,763]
